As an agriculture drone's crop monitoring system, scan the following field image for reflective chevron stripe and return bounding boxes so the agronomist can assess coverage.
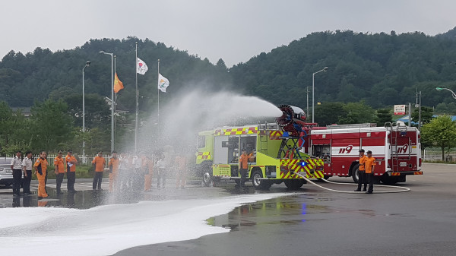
[215,127,258,136]
[197,152,211,160]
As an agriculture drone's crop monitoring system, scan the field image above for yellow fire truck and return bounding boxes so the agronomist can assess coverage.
[196,105,324,190]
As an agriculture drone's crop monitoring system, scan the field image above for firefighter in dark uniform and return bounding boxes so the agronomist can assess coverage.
[10,151,23,197]
[355,149,368,191]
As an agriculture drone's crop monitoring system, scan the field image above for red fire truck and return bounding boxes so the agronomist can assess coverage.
[305,123,423,184]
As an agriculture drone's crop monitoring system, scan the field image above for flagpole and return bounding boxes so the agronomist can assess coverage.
[114,55,117,146]
[135,42,139,154]
[157,59,160,128]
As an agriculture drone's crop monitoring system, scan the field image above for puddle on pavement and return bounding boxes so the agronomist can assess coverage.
[207,195,332,231]
[0,187,213,209]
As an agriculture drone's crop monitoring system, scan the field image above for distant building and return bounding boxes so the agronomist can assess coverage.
[11,107,31,118]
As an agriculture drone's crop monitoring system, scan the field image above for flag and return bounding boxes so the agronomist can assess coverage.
[158,73,170,92]
[137,58,148,75]
[114,73,124,93]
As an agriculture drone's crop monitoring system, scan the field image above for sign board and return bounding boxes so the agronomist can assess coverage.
[394,105,406,115]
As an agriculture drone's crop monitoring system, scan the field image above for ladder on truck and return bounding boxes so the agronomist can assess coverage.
[258,123,278,154]
[385,122,412,172]
[277,136,303,159]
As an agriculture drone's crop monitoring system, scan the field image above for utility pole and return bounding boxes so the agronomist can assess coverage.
[416,91,422,130]
[408,102,412,127]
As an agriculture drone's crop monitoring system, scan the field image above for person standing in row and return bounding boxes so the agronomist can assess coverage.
[175,154,187,189]
[10,150,23,197]
[108,151,119,192]
[22,151,33,195]
[66,150,78,193]
[144,155,154,191]
[34,151,48,199]
[54,151,65,195]
[355,149,368,192]
[365,150,376,194]
[156,155,166,188]
[92,151,106,190]
[132,153,143,191]
[118,152,130,191]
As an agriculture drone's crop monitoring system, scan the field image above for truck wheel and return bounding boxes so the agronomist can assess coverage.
[202,171,212,187]
[252,170,271,190]
[352,166,359,183]
[381,175,398,185]
[284,180,304,190]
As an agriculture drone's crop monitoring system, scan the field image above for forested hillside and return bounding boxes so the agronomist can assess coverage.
[231,28,456,113]
[3,29,456,113]
[2,28,456,154]
[0,37,231,111]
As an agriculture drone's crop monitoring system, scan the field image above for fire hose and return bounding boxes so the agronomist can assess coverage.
[293,171,411,194]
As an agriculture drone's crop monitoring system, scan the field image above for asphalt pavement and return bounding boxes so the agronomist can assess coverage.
[1,163,455,256]
[113,163,456,256]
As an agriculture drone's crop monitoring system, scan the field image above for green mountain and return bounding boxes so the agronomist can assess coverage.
[0,37,231,110]
[230,29,456,110]
[2,29,456,113]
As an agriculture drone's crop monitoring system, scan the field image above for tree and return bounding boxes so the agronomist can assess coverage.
[376,108,392,126]
[63,94,111,129]
[338,101,376,124]
[314,102,348,126]
[30,99,74,152]
[216,58,227,69]
[411,106,434,126]
[421,115,456,161]
[0,101,12,147]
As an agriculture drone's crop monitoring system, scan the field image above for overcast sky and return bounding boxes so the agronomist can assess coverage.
[1,0,455,67]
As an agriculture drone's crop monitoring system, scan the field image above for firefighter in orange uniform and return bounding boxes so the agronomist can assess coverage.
[144,155,154,191]
[238,150,249,187]
[34,151,49,199]
[92,151,106,190]
[108,151,120,192]
[175,154,187,188]
[365,150,376,194]
[65,150,78,193]
[54,151,65,195]
[355,149,368,192]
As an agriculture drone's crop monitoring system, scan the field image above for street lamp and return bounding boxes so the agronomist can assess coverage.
[436,87,456,99]
[82,61,90,163]
[312,67,328,123]
[100,50,115,153]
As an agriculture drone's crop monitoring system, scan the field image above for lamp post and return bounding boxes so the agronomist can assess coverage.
[82,61,90,163]
[436,87,456,99]
[312,67,328,123]
[306,86,309,119]
[100,51,115,153]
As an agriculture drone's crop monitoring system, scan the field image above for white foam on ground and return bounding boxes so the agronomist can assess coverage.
[0,193,289,256]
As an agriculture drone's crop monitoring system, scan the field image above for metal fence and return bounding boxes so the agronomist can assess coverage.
[422,150,456,162]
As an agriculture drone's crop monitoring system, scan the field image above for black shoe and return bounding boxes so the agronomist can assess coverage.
[365,191,373,194]
[354,189,361,192]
